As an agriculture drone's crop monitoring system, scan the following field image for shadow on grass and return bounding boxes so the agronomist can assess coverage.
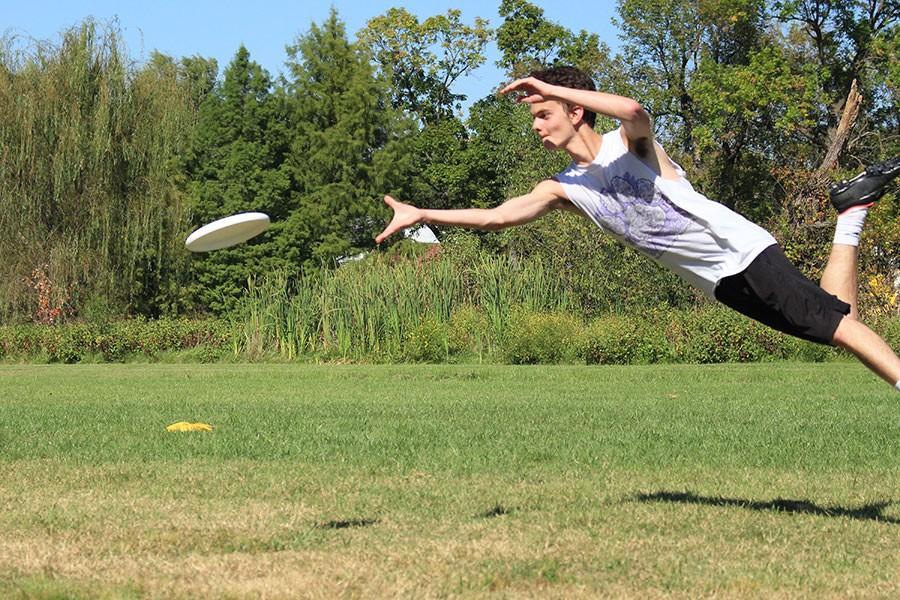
[636,491,899,524]
[477,503,513,519]
[315,518,378,530]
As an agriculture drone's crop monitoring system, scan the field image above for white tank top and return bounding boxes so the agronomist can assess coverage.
[555,128,776,297]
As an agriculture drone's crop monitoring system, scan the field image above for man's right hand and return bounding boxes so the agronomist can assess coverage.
[375,195,424,244]
[499,77,558,104]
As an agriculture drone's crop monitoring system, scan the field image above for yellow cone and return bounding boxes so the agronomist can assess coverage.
[166,421,213,432]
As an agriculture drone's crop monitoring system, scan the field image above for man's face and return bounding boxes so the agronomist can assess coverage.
[530,100,578,150]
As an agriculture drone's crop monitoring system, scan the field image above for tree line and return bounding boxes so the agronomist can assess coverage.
[0,0,897,323]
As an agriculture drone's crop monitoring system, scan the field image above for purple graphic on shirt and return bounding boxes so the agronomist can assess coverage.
[592,172,692,258]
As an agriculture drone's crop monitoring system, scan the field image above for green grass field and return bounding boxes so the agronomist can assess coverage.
[1,363,898,598]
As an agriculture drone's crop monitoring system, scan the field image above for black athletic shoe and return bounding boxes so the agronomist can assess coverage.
[829,156,900,212]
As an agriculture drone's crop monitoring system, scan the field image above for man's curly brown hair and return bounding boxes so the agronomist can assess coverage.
[529,66,597,128]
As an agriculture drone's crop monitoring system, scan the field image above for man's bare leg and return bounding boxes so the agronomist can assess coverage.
[820,157,900,388]
[820,245,900,385]
[831,316,900,386]
[820,244,860,318]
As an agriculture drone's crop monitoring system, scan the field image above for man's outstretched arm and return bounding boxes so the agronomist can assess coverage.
[375,179,570,244]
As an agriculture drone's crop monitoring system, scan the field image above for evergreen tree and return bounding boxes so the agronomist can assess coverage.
[282,9,410,264]
[183,46,292,313]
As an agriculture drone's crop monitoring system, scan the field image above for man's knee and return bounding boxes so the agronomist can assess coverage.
[830,314,858,348]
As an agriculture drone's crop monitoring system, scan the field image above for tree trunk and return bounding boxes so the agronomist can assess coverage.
[789,79,863,224]
[815,78,862,183]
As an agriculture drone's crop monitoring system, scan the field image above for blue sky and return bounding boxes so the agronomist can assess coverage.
[4,1,621,110]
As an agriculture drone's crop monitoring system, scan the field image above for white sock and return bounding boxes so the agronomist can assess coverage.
[833,206,869,247]
[895,381,900,392]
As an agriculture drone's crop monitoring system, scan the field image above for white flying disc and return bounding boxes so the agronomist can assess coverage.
[185,212,270,252]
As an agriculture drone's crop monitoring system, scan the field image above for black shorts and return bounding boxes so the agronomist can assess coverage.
[713,245,850,345]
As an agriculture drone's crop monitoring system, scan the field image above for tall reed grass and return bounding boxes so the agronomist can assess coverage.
[231,252,572,360]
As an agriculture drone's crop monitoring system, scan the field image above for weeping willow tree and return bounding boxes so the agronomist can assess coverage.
[0,20,209,322]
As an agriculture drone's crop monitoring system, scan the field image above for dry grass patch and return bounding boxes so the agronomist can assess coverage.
[1,462,898,598]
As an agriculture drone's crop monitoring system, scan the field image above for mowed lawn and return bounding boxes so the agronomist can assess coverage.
[0,363,897,599]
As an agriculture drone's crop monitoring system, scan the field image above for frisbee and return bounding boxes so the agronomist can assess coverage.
[185,212,270,252]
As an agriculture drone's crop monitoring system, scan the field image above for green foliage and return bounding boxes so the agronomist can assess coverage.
[581,313,671,365]
[667,305,833,364]
[447,304,491,358]
[0,318,230,363]
[358,7,491,124]
[404,116,475,215]
[496,0,615,79]
[3,303,894,366]
[232,256,455,361]
[0,21,203,321]
[472,253,573,341]
[182,46,292,313]
[768,1,899,199]
[870,23,900,109]
[227,249,895,366]
[42,323,95,364]
[875,314,900,350]
[775,0,899,101]
[504,211,699,316]
[230,249,572,361]
[858,192,900,317]
[466,94,571,202]
[690,45,825,217]
[282,10,411,270]
[403,317,449,362]
[496,0,570,76]
[181,11,415,314]
[501,309,581,364]
[616,0,707,153]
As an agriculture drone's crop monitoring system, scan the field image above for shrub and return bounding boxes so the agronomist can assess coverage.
[0,318,231,363]
[47,323,98,363]
[95,320,142,362]
[874,315,900,350]
[403,317,448,363]
[447,305,492,357]
[780,334,835,362]
[0,326,46,359]
[502,309,581,364]
[673,308,751,363]
[581,313,670,365]
[671,307,796,363]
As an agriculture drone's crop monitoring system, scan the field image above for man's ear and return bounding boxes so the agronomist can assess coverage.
[568,104,585,127]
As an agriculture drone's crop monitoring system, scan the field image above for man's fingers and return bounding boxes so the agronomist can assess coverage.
[500,77,535,93]
[501,82,545,105]
[377,198,403,244]
[378,195,421,244]
[375,225,394,244]
[500,77,543,96]
[517,94,543,104]
[499,80,521,95]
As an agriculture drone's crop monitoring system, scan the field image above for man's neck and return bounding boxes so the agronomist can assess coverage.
[565,126,603,166]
